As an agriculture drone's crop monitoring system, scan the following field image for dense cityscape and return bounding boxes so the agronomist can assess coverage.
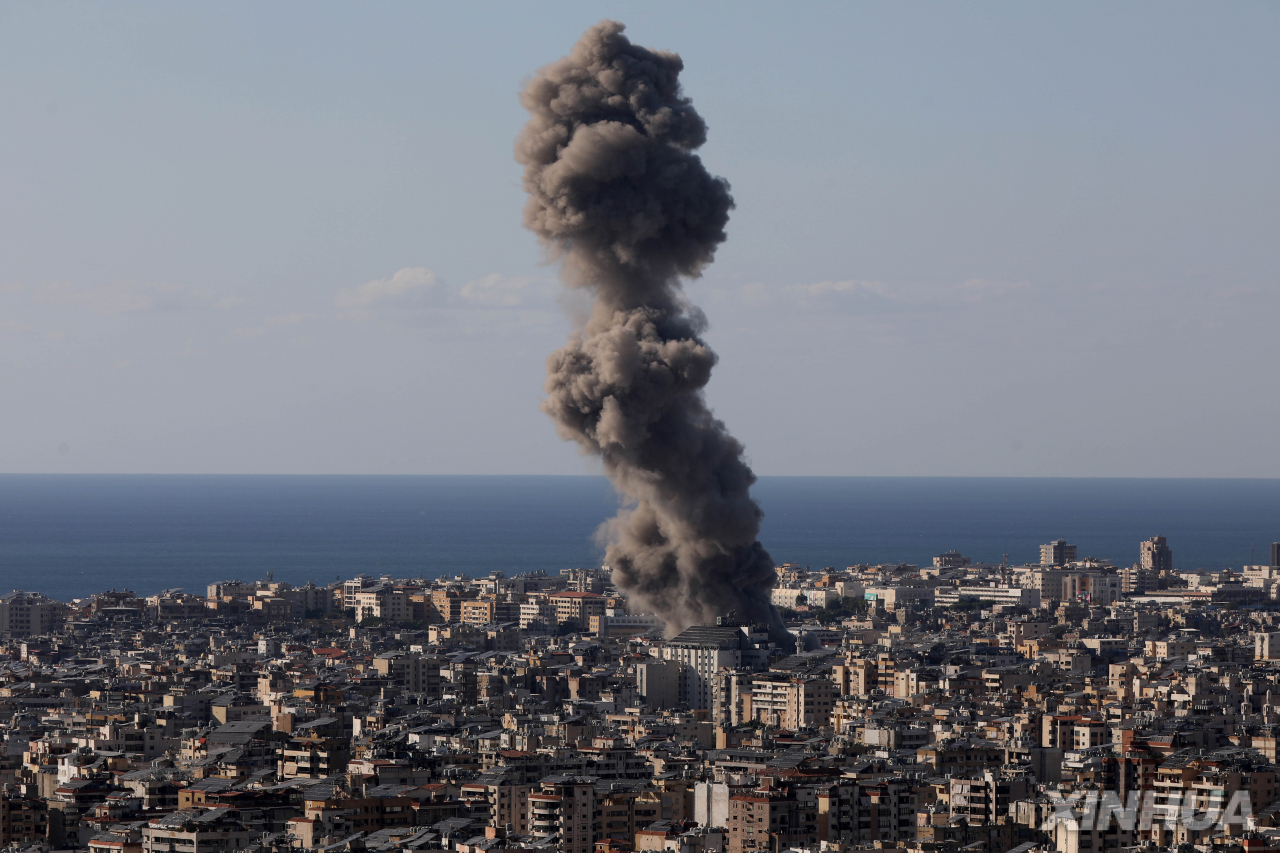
[5,6,1275,853]
[0,537,1277,853]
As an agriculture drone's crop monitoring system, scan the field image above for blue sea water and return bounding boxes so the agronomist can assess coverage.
[0,475,1277,601]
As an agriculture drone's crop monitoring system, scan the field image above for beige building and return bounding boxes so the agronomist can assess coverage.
[549,591,607,628]
[749,676,838,729]
[352,585,409,623]
[1256,632,1280,661]
[528,777,596,853]
[1140,535,1173,572]
[1041,539,1078,566]
[520,598,557,631]
[461,781,531,835]
[0,591,65,637]
[141,809,253,853]
[1019,567,1120,604]
[372,652,443,696]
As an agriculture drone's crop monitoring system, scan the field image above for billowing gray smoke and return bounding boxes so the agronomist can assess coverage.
[516,20,790,646]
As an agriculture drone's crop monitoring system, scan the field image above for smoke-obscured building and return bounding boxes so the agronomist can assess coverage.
[659,620,775,710]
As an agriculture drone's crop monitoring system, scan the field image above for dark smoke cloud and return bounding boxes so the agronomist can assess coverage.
[516,20,789,645]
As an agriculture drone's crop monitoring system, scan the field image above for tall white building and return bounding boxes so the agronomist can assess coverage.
[659,620,775,710]
[342,575,378,609]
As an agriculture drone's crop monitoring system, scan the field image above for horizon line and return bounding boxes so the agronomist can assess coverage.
[2,472,1280,481]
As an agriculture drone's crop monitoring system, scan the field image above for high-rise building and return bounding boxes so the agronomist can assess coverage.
[1139,536,1173,572]
[660,620,777,710]
[1272,542,1280,568]
[528,776,596,853]
[1040,539,1077,567]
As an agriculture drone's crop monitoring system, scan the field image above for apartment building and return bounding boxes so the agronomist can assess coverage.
[0,591,65,637]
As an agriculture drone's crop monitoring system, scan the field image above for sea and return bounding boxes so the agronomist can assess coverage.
[0,475,1278,602]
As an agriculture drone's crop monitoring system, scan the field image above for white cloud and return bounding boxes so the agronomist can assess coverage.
[459,273,539,307]
[784,279,889,299]
[954,278,1030,302]
[334,267,436,309]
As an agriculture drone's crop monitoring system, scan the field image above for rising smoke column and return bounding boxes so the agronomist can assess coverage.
[516,20,788,643]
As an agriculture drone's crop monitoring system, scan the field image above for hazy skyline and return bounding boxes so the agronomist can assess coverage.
[2,2,1277,477]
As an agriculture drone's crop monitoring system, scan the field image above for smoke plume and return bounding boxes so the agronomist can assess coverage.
[516,21,789,644]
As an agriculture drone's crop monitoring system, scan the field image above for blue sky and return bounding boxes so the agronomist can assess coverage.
[2,2,1277,476]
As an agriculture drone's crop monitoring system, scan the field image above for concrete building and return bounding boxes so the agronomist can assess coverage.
[659,621,774,710]
[461,779,531,836]
[341,576,377,609]
[352,585,409,623]
[0,591,65,637]
[636,660,686,709]
[1020,567,1120,604]
[140,808,253,853]
[528,776,596,853]
[933,586,1040,608]
[933,550,971,568]
[0,791,48,848]
[1040,539,1078,566]
[1140,535,1173,573]
[748,676,838,729]
[1121,565,1158,595]
[949,771,1031,826]
[862,586,935,612]
[1256,632,1280,661]
[548,591,607,629]
[519,600,557,631]
[589,613,661,638]
[727,782,818,853]
[372,652,444,697]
